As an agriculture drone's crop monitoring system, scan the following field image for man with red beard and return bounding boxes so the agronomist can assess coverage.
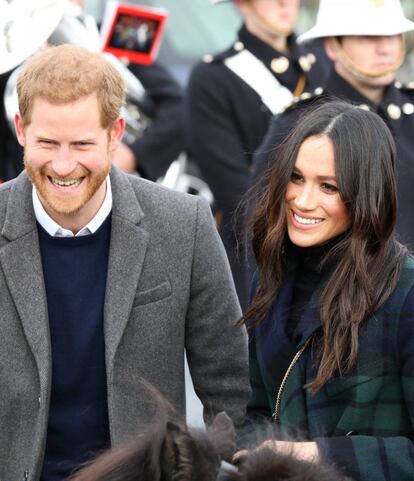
[0,44,249,481]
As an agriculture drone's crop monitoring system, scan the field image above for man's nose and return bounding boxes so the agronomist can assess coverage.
[51,146,76,177]
[376,36,397,53]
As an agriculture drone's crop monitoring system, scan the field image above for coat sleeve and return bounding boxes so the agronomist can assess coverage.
[315,287,414,481]
[126,61,185,181]
[184,196,250,427]
[184,62,250,218]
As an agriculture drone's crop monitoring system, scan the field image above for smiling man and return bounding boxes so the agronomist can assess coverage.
[254,0,414,249]
[0,44,249,481]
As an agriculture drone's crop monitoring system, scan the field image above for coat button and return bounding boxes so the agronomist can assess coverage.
[233,41,244,52]
[298,55,311,72]
[387,104,401,120]
[271,56,289,74]
[403,103,414,115]
[359,104,370,111]
[202,54,214,63]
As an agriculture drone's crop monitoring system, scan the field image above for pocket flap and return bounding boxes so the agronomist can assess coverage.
[132,280,172,307]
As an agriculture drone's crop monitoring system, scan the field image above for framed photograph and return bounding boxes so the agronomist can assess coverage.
[101,2,168,65]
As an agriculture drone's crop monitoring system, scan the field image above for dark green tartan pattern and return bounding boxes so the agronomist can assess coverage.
[248,256,414,481]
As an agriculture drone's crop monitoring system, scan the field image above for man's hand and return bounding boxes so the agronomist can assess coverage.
[112,143,137,174]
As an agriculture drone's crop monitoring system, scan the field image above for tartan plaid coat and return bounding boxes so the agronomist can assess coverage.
[248,255,414,481]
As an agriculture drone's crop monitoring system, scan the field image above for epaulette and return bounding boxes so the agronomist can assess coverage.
[280,86,326,114]
[396,80,414,92]
[202,40,246,64]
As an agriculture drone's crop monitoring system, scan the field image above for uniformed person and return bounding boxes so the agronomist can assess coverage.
[254,0,414,250]
[184,0,330,309]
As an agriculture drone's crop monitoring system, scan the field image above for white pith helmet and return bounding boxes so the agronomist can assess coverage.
[298,0,414,43]
[0,0,66,74]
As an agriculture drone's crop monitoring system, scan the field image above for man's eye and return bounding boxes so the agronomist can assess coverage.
[39,140,56,146]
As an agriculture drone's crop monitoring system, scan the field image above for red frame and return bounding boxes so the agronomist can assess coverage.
[102,3,168,65]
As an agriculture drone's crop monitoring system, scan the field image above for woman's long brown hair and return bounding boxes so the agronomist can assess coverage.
[242,101,407,392]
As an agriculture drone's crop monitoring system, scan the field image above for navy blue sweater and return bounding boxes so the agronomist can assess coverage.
[38,215,111,481]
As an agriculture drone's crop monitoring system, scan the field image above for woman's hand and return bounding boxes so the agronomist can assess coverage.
[233,440,319,464]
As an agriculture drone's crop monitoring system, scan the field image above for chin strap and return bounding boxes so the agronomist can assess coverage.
[330,36,405,81]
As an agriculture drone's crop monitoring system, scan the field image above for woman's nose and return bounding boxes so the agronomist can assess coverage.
[294,185,317,210]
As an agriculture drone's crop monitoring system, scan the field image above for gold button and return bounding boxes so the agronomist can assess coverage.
[300,92,311,100]
[358,104,370,111]
[203,54,213,63]
[314,87,323,95]
[298,55,311,72]
[271,56,289,74]
[307,53,316,64]
[403,103,414,115]
[387,104,401,120]
[233,41,244,52]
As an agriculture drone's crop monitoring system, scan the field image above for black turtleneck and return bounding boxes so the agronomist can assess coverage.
[286,234,344,340]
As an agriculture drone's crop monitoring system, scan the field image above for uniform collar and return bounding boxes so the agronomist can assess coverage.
[32,176,112,237]
[326,69,408,123]
[238,24,301,62]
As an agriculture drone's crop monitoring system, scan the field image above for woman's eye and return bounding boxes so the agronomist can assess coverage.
[321,183,339,193]
[290,172,302,182]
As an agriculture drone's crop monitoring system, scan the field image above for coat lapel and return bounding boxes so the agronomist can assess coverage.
[103,168,149,373]
[0,172,51,395]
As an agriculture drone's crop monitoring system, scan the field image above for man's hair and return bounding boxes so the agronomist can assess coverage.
[17,44,125,129]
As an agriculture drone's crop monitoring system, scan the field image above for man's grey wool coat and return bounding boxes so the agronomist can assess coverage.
[0,166,249,481]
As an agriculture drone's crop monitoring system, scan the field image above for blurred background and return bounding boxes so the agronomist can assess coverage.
[85,0,414,85]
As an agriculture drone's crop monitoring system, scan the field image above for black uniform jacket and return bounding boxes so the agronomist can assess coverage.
[184,24,330,307]
[254,69,414,250]
[0,69,23,181]
[127,62,185,181]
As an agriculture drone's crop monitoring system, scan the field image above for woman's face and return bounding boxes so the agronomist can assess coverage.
[285,135,350,247]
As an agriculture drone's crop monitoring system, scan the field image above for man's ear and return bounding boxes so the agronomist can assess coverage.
[109,116,126,152]
[14,113,26,147]
[324,37,338,63]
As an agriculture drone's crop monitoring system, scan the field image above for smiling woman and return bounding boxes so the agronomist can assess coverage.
[240,100,414,481]
[285,135,350,248]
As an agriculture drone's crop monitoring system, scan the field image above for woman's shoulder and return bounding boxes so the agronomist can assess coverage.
[398,254,414,286]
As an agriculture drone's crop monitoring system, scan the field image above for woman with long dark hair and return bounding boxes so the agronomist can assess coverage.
[241,100,414,480]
